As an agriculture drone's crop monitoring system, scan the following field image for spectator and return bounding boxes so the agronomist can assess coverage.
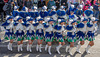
[3,0,14,15]
[45,0,49,6]
[94,1,100,19]
[0,0,4,22]
[17,0,23,11]
[24,0,33,12]
[33,0,38,6]
[83,1,90,11]
[47,0,56,10]
[38,0,45,11]
[61,0,68,9]
[54,0,60,10]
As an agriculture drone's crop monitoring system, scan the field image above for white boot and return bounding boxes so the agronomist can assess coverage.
[36,44,39,51]
[66,46,69,52]
[27,44,29,51]
[29,44,32,52]
[10,43,13,51]
[56,44,62,54]
[7,43,11,50]
[39,44,42,52]
[76,44,81,54]
[18,45,20,52]
[68,47,73,55]
[85,45,91,54]
[48,46,51,55]
[20,44,23,51]
[45,44,48,51]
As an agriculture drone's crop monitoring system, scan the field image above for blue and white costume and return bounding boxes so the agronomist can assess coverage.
[2,16,14,51]
[14,16,26,41]
[54,19,65,42]
[26,17,35,40]
[44,18,55,42]
[40,6,49,22]
[30,6,39,21]
[14,16,26,52]
[87,17,98,41]
[84,6,94,22]
[2,16,14,40]
[54,19,66,54]
[44,18,55,55]
[66,4,76,16]
[65,19,77,55]
[35,16,45,52]
[68,7,78,21]
[12,6,19,17]
[57,6,67,20]
[74,5,83,23]
[76,18,88,41]
[48,6,57,21]
[65,19,76,42]
[25,17,35,52]
[35,17,45,40]
[19,6,30,22]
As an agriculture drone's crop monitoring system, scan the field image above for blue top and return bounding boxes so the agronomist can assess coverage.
[40,11,49,18]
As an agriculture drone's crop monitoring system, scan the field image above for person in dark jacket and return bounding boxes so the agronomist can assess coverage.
[24,0,33,9]
[61,0,68,10]
[0,0,4,22]
[17,0,23,11]
[38,0,45,11]
[47,0,56,10]
[54,0,60,10]
[38,0,45,8]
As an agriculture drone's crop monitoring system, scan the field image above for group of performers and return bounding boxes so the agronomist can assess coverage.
[0,4,98,55]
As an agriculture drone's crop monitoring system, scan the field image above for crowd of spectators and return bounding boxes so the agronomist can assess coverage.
[0,0,100,22]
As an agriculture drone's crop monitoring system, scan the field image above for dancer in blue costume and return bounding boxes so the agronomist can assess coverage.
[2,16,14,51]
[54,19,66,54]
[86,17,98,54]
[26,17,35,52]
[76,17,88,54]
[84,6,94,22]
[14,16,26,52]
[35,16,45,52]
[40,6,49,22]
[12,6,19,17]
[65,19,76,55]
[44,18,55,55]
[48,6,57,21]
[30,6,39,22]
[74,5,83,24]
[57,6,67,20]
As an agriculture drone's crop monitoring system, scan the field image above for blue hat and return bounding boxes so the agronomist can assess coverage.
[89,6,93,10]
[22,6,28,11]
[14,6,19,10]
[58,19,65,23]
[78,5,83,9]
[48,18,55,22]
[17,16,22,21]
[82,18,88,22]
[37,16,44,21]
[32,6,37,10]
[7,16,13,20]
[71,20,76,24]
[38,18,43,21]
[91,17,99,21]
[27,17,33,21]
[60,6,65,9]
[51,6,57,10]
[42,6,47,10]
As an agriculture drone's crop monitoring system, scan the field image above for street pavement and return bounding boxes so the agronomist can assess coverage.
[0,23,100,57]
